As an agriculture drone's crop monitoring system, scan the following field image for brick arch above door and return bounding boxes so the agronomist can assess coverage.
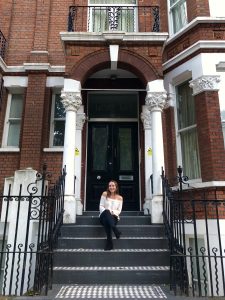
[68,48,161,85]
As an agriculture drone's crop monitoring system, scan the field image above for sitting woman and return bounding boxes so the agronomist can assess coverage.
[99,180,123,251]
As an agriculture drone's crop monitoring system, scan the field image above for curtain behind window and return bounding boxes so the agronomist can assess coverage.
[89,0,136,32]
[90,0,136,4]
[177,81,201,179]
[170,0,187,33]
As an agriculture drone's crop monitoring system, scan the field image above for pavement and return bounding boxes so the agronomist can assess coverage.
[1,284,224,300]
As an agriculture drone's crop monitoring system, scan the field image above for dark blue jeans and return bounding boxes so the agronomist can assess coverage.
[99,209,119,241]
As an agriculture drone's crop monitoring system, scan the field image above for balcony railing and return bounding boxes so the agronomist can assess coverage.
[68,6,160,33]
[0,30,6,59]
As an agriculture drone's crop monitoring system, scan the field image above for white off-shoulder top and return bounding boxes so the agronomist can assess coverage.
[99,195,123,218]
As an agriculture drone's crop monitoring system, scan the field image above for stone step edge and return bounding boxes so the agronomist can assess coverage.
[54,249,169,252]
[62,225,163,227]
[53,266,170,271]
[58,236,166,240]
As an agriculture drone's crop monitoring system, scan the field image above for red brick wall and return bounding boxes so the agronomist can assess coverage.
[187,0,210,22]
[195,91,225,181]
[163,107,177,184]
[19,73,47,171]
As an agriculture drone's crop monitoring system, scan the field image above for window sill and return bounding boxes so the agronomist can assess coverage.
[0,147,20,152]
[43,147,64,152]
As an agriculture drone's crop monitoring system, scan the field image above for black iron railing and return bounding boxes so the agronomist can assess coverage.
[0,30,6,59]
[162,167,225,297]
[68,5,160,33]
[0,164,66,296]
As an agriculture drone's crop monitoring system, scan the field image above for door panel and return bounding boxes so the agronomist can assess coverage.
[86,122,139,211]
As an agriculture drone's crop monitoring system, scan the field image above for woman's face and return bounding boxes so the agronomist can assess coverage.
[108,181,117,194]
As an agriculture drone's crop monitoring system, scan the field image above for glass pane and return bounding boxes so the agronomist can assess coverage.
[90,0,136,4]
[172,0,187,33]
[118,128,132,170]
[55,94,65,118]
[9,95,23,118]
[222,122,225,147]
[53,121,65,146]
[7,120,21,146]
[89,94,137,118]
[92,127,108,170]
[181,128,201,179]
[91,7,134,32]
[177,81,195,129]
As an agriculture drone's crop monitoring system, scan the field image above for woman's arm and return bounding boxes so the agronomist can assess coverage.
[99,191,107,214]
[111,197,123,217]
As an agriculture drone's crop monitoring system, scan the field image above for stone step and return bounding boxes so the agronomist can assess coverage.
[57,237,168,249]
[52,266,170,284]
[76,215,151,225]
[53,249,170,267]
[83,211,145,216]
[60,225,165,237]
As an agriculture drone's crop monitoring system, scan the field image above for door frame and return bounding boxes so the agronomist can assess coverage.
[84,91,141,211]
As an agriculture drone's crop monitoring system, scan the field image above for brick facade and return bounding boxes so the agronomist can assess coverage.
[0,0,224,207]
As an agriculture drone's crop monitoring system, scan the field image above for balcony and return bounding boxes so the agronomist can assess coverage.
[0,30,6,60]
[67,5,160,33]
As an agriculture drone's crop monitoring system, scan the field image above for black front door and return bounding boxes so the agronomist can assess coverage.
[86,122,139,211]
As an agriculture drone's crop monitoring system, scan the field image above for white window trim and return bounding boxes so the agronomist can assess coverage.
[1,93,22,149]
[49,93,65,148]
[173,79,202,182]
[167,0,187,36]
[88,0,138,32]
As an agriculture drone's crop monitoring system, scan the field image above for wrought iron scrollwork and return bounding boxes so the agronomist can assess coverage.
[107,7,121,31]
[68,6,77,32]
[152,6,160,32]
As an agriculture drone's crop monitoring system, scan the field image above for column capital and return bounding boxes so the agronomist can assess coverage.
[76,113,86,130]
[189,75,221,96]
[141,105,152,130]
[145,92,167,112]
[61,91,82,112]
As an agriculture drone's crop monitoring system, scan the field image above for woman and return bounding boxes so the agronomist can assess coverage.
[99,180,123,251]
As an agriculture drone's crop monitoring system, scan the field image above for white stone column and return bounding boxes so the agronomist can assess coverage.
[61,79,82,223]
[145,80,167,223]
[141,105,152,215]
[75,106,86,215]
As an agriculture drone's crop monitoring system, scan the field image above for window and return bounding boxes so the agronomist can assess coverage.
[50,94,65,147]
[176,81,201,179]
[169,0,187,34]
[89,0,137,32]
[2,94,24,147]
[222,110,225,147]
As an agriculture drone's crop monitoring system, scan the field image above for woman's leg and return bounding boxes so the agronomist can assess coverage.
[99,210,117,250]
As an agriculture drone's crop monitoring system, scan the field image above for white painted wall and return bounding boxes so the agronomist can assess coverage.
[209,0,225,17]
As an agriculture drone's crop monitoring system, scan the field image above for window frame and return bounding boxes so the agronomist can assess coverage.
[168,0,187,35]
[174,79,201,181]
[88,0,138,32]
[49,92,66,148]
[2,93,24,149]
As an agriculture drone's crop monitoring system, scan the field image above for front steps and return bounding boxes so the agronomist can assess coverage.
[53,211,170,287]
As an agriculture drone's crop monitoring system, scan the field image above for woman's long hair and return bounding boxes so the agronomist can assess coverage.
[106,180,119,198]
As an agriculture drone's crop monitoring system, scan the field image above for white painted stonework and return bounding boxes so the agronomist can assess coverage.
[61,79,82,223]
[145,80,167,223]
[75,106,86,216]
[0,168,43,295]
[141,105,152,215]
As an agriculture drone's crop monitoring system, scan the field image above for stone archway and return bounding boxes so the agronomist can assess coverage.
[68,48,161,84]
